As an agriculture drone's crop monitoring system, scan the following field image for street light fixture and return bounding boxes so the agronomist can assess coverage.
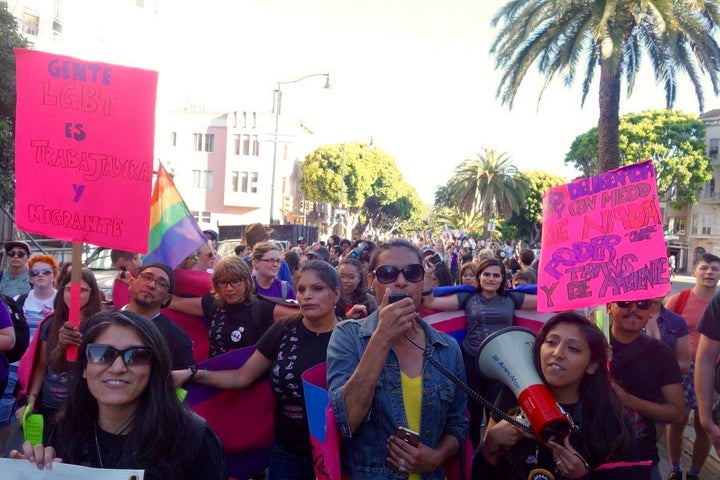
[269,72,331,224]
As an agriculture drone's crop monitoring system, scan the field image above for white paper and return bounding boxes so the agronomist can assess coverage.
[0,458,144,479]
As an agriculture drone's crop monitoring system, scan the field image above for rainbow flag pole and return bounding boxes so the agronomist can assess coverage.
[144,163,208,268]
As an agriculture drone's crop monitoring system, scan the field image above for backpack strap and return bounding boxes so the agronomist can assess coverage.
[280,280,288,300]
[668,288,691,315]
[250,298,262,332]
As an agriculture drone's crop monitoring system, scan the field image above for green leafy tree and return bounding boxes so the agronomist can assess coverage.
[492,0,720,174]
[301,141,421,237]
[505,170,567,243]
[0,5,28,205]
[445,149,527,232]
[565,109,712,208]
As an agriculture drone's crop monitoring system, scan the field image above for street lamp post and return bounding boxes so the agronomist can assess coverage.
[270,72,330,225]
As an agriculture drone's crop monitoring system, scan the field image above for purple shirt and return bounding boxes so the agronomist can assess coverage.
[0,301,12,383]
[253,277,296,300]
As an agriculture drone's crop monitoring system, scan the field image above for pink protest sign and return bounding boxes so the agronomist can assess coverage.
[14,48,157,252]
[537,160,670,312]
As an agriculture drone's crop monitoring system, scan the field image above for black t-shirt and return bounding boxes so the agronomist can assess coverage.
[256,316,332,456]
[201,294,275,357]
[47,418,225,480]
[698,291,720,340]
[153,313,195,370]
[610,333,681,464]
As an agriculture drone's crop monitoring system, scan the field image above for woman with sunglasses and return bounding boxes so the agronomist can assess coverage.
[17,269,103,428]
[327,239,468,479]
[477,312,639,479]
[176,260,343,480]
[169,256,297,358]
[422,256,537,446]
[10,310,225,478]
[22,255,59,339]
[251,242,296,300]
[338,257,378,319]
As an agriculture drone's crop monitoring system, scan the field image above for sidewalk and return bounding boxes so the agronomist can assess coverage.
[658,412,720,479]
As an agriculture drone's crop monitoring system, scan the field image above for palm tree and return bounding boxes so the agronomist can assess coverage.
[491,1,720,173]
[445,149,527,233]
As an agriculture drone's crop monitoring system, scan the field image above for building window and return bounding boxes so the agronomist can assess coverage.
[710,138,719,159]
[233,171,259,193]
[233,134,240,155]
[22,10,39,36]
[170,132,177,147]
[231,171,239,192]
[242,134,250,155]
[252,135,259,156]
[193,133,202,151]
[204,134,214,152]
[193,133,213,152]
[252,112,257,128]
[692,214,713,235]
[243,111,247,128]
[200,211,211,223]
[672,216,686,235]
[192,170,213,189]
[250,172,258,193]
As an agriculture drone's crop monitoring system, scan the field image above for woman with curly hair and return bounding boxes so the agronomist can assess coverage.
[338,257,378,319]
[478,312,638,479]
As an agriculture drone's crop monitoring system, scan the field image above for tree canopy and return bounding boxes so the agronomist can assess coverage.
[565,109,712,208]
[0,5,28,205]
[492,0,720,174]
[503,170,567,243]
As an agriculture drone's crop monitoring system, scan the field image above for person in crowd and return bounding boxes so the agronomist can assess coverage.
[306,245,331,264]
[241,223,292,283]
[423,256,536,446]
[168,256,297,358]
[511,270,532,288]
[10,310,225,479]
[109,249,143,309]
[326,239,468,479]
[297,236,308,251]
[18,269,103,426]
[447,244,459,283]
[459,262,478,288]
[177,241,217,273]
[338,257,378,320]
[608,299,684,480]
[0,241,31,298]
[117,263,194,372]
[0,302,13,404]
[329,245,343,267]
[203,229,221,259]
[504,257,521,286]
[251,242,297,301]
[478,312,638,479]
[431,261,454,287]
[518,249,537,283]
[23,255,59,339]
[282,249,301,278]
[175,260,343,480]
[665,253,720,480]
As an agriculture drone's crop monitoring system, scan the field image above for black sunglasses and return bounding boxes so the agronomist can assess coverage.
[6,251,27,258]
[373,264,424,284]
[615,300,654,310]
[86,343,153,366]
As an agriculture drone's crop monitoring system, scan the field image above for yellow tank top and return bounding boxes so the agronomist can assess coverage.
[401,371,422,480]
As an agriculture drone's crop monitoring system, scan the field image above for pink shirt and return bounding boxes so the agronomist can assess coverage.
[666,290,711,359]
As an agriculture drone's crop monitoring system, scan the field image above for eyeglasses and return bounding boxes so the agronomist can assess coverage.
[615,300,655,310]
[6,251,27,258]
[137,272,170,291]
[373,264,425,284]
[217,279,243,289]
[30,268,53,277]
[63,286,91,294]
[258,258,282,265]
[86,343,153,366]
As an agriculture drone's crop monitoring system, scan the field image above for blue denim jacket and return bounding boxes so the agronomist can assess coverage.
[327,312,469,480]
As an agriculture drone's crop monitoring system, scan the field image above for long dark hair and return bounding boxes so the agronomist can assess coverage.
[297,260,345,319]
[338,257,371,306]
[54,311,201,477]
[46,269,103,354]
[533,312,633,465]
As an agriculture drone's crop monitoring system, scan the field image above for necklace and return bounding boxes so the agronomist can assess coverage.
[94,424,104,469]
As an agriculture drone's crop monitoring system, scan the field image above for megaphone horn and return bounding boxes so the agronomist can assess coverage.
[476,326,570,442]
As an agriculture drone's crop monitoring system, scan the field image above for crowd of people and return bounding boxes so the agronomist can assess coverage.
[0,228,719,480]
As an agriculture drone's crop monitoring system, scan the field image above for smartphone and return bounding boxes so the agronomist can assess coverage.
[394,426,420,447]
[388,293,409,304]
[428,253,442,266]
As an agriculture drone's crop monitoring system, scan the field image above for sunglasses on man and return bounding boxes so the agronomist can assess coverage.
[373,264,425,284]
[6,251,27,258]
[615,300,655,310]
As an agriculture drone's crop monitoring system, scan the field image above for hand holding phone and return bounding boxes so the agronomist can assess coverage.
[388,293,409,304]
[394,426,420,447]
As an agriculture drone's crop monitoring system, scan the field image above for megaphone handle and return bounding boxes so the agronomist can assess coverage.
[403,333,533,435]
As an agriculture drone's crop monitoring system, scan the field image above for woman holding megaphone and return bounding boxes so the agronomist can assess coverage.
[476,312,641,480]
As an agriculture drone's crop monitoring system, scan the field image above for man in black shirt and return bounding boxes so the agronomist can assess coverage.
[120,262,194,372]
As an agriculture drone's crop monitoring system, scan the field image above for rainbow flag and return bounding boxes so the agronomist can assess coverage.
[144,163,208,268]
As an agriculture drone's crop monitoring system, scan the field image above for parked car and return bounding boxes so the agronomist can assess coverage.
[83,246,116,306]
